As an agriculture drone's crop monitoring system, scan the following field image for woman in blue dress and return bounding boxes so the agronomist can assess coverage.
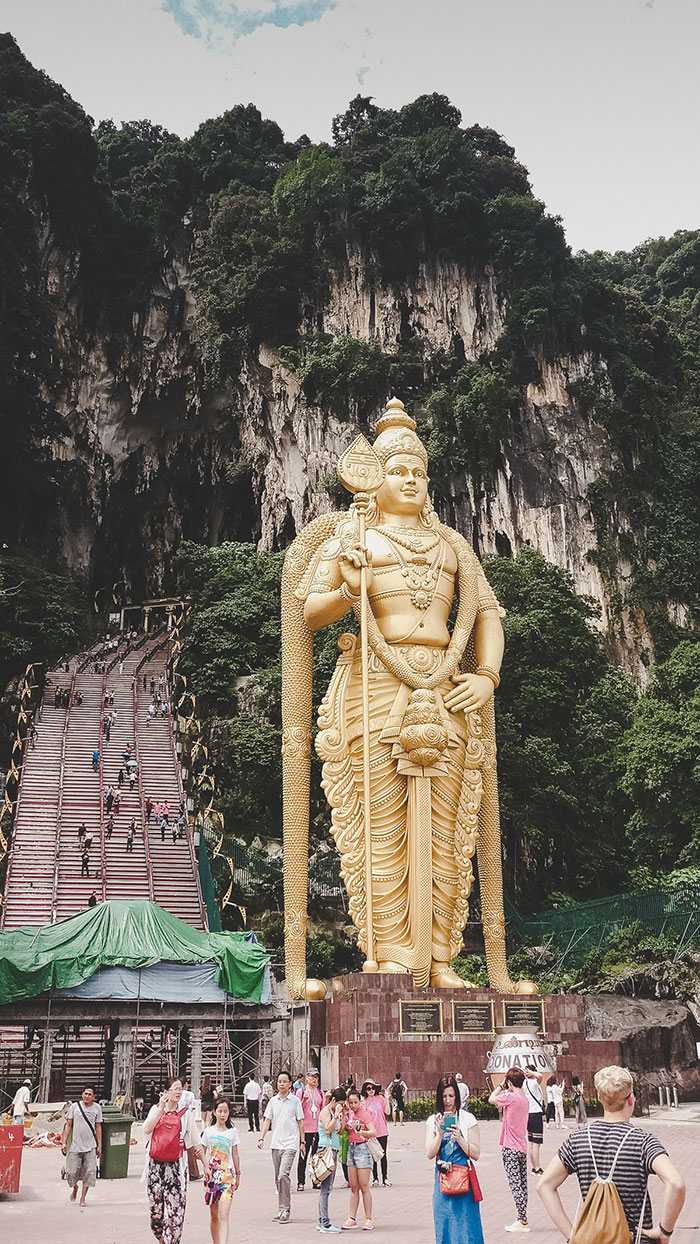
[425,1075,484,1244]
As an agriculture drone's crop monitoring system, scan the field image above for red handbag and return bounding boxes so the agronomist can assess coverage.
[150,1108,187,1162]
[439,1160,483,1201]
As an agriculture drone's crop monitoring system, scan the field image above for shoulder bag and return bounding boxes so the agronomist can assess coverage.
[310,1145,336,1186]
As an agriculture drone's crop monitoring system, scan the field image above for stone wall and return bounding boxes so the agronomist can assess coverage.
[312,973,621,1096]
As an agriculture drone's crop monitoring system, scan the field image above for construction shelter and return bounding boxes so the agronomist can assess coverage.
[0,900,290,1107]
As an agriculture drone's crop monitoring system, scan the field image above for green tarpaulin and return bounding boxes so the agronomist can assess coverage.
[0,900,269,1005]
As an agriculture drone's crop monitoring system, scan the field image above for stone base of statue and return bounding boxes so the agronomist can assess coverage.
[307,972,623,1097]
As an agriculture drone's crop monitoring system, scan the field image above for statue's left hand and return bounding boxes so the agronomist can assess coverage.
[443,673,494,713]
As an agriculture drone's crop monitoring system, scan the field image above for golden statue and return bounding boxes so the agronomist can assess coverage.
[281,398,515,997]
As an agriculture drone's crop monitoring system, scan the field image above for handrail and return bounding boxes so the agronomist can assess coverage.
[133,676,155,902]
[50,671,77,922]
[164,656,207,931]
[99,665,107,903]
[0,665,44,926]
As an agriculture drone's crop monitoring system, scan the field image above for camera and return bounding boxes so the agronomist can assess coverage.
[436,1160,452,1174]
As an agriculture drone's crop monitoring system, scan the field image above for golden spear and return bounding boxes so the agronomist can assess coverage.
[337,434,384,972]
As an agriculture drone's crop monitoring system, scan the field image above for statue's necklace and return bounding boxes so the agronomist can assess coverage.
[379,530,443,612]
[381,525,440,554]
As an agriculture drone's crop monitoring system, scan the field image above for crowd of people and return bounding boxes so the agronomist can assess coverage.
[35,1057,686,1244]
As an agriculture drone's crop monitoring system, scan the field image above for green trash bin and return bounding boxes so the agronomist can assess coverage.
[99,1104,134,1179]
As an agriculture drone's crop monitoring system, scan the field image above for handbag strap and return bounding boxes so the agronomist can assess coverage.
[76,1102,99,1148]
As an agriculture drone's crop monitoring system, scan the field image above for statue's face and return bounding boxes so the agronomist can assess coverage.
[376,453,428,516]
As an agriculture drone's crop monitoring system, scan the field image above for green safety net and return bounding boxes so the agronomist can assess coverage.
[198,837,222,932]
[0,899,269,1005]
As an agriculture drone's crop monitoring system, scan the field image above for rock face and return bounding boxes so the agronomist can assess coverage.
[584,995,700,1098]
[45,236,639,667]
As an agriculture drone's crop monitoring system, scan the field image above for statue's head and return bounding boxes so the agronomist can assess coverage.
[372,398,432,524]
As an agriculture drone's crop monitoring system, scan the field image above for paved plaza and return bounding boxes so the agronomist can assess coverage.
[2,1113,699,1244]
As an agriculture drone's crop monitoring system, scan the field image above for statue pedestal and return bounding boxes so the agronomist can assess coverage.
[309,972,621,1095]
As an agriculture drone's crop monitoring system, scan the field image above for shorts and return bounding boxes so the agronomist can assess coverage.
[66,1148,98,1187]
[347,1142,372,1169]
[527,1112,544,1144]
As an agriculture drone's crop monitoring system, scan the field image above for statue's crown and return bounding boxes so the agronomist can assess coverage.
[373,397,428,468]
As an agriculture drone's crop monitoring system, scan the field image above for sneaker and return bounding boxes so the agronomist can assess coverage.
[318,1228,341,1235]
[362,1222,374,1232]
[279,1210,290,1224]
[505,1223,531,1233]
[297,1184,305,1191]
[382,1181,392,1187]
[372,1179,379,1187]
[341,1220,358,1231]
[272,1212,281,1221]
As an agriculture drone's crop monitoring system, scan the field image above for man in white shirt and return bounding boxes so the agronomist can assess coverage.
[258,1071,305,1224]
[60,1086,103,1206]
[455,1072,469,1108]
[12,1078,32,1124]
[243,1073,262,1132]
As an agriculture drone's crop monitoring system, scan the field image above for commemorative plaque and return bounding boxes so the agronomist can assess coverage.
[399,1000,443,1035]
[502,1000,546,1034]
[452,1000,495,1035]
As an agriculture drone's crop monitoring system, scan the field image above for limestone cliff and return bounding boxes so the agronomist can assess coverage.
[46,235,636,666]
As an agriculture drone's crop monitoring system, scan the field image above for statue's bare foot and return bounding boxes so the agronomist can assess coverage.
[377,961,409,974]
[429,964,471,989]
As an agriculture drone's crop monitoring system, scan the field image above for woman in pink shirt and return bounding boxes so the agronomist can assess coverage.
[361,1081,390,1187]
[343,1088,377,1231]
[488,1068,530,1233]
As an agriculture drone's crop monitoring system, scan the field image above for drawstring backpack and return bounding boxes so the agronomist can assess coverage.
[569,1126,649,1244]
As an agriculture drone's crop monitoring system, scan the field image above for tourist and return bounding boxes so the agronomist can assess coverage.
[489,1067,530,1232]
[257,1071,305,1224]
[77,822,87,843]
[538,1064,685,1242]
[524,1066,545,1174]
[316,1086,347,1234]
[261,1078,274,1114]
[134,1094,144,1121]
[118,767,125,788]
[61,1086,102,1207]
[29,723,37,749]
[143,672,147,690]
[150,677,156,695]
[84,829,93,851]
[161,816,168,842]
[293,1073,304,1093]
[243,1073,262,1132]
[343,1086,376,1231]
[114,793,120,815]
[546,1075,566,1129]
[11,1077,32,1125]
[148,703,155,725]
[202,1098,240,1244]
[296,1067,323,1189]
[81,847,90,877]
[426,1073,483,1244]
[144,1075,205,1244]
[200,1074,215,1129]
[106,815,114,840]
[455,1072,469,1108]
[146,797,153,823]
[388,1072,407,1126]
[571,1076,587,1126]
[105,787,115,813]
[361,1081,390,1187]
[92,747,100,772]
[130,770,136,792]
[126,823,135,852]
[172,823,178,845]
[87,892,97,908]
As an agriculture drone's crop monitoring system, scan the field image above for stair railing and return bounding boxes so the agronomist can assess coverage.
[133,677,155,902]
[99,665,108,902]
[50,671,77,922]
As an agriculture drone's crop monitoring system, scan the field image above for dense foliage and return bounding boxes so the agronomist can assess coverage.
[1,37,698,962]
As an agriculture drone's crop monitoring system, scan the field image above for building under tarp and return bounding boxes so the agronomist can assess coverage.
[0,900,270,1006]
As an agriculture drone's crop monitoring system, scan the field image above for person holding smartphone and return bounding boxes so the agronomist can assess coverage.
[342,1088,377,1231]
[426,1075,483,1243]
[489,1068,530,1232]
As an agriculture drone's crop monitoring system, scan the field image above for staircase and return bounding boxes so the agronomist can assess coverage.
[1,630,205,931]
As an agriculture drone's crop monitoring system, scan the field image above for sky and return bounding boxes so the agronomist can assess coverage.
[2,0,699,253]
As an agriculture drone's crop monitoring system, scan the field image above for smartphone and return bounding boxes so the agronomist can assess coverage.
[442,1113,456,1131]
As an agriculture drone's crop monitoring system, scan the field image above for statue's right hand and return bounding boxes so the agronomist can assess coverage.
[339,544,373,596]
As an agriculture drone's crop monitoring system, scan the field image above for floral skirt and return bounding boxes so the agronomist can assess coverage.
[205,1168,236,1205]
